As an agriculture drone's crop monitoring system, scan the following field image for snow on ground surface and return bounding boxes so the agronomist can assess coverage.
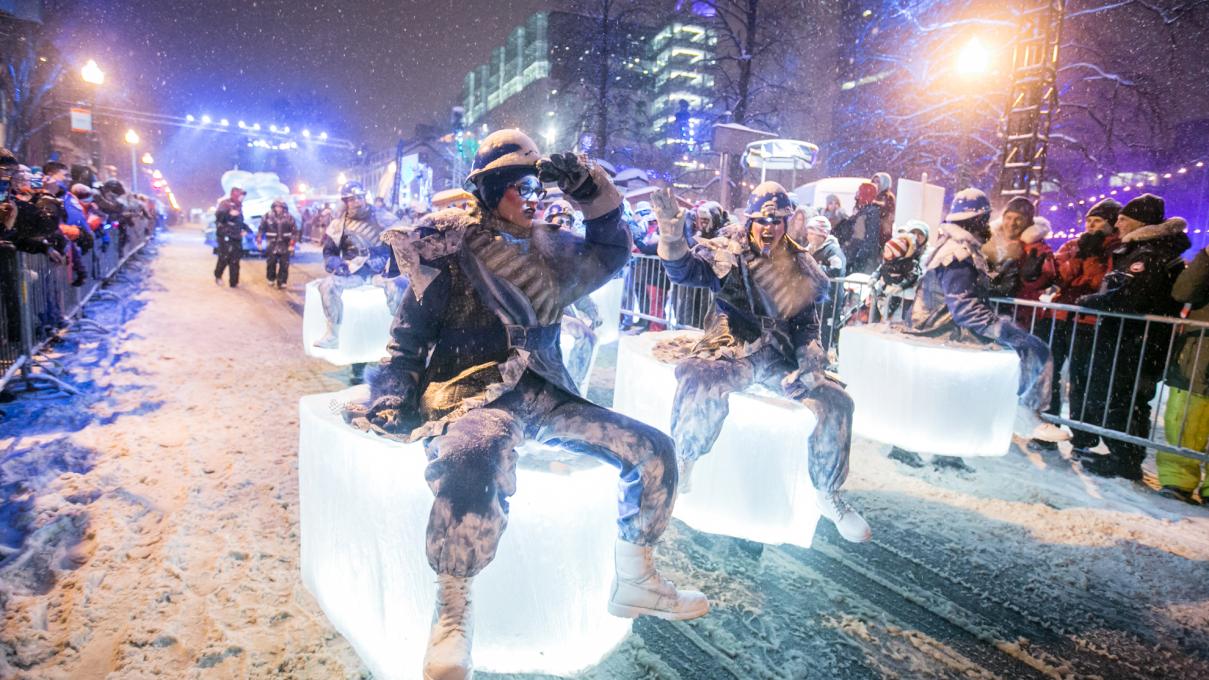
[2,224,1208,679]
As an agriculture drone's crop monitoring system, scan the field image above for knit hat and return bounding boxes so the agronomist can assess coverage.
[883,234,916,261]
[805,215,831,236]
[1085,197,1122,226]
[1002,196,1035,224]
[855,182,878,207]
[1120,193,1165,225]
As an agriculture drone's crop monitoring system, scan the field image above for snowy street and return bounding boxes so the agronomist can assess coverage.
[2,226,1207,678]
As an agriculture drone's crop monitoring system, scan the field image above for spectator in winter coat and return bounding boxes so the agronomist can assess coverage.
[983,196,1037,297]
[1075,193,1189,480]
[872,219,929,322]
[803,215,847,277]
[1038,199,1122,453]
[823,193,848,230]
[872,172,896,250]
[908,188,1069,449]
[1157,245,1209,504]
[835,182,881,274]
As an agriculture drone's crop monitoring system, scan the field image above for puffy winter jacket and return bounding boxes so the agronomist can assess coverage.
[1077,218,1189,316]
[321,206,387,277]
[1167,248,1209,395]
[214,198,248,245]
[366,172,627,441]
[1053,230,1120,323]
[1009,222,1058,327]
[257,211,297,254]
[807,235,847,277]
[908,222,1003,341]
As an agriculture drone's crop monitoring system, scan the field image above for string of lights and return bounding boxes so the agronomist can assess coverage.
[1047,158,1208,239]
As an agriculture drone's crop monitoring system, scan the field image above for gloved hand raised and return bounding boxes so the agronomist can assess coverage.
[652,187,689,261]
[536,152,598,201]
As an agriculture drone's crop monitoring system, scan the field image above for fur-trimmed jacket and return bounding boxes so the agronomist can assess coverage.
[1053,230,1120,323]
[1078,218,1189,316]
[661,231,830,368]
[361,175,627,441]
[908,222,1003,341]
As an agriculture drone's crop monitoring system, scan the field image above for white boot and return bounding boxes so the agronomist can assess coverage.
[314,324,340,349]
[1014,406,1070,442]
[816,491,872,543]
[608,540,709,620]
[423,575,474,680]
[677,457,696,494]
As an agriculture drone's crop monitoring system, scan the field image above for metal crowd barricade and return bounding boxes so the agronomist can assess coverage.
[992,297,1209,465]
[0,218,153,393]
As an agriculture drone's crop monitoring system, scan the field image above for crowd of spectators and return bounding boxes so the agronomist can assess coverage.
[0,146,157,345]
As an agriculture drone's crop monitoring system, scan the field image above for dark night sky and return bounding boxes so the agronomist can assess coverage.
[48,0,551,144]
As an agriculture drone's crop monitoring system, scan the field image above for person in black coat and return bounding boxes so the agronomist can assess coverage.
[256,198,296,288]
[213,187,250,287]
[1075,194,1189,480]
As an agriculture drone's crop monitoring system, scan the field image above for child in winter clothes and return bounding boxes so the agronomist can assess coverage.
[871,219,928,321]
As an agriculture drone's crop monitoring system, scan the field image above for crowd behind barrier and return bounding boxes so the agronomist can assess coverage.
[0,214,152,392]
[619,253,1209,466]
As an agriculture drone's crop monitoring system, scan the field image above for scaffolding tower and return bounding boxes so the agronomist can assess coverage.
[997,0,1065,204]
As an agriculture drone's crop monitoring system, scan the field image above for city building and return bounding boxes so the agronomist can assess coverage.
[458,11,716,161]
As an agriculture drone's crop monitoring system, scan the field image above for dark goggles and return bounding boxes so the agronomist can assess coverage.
[510,176,547,202]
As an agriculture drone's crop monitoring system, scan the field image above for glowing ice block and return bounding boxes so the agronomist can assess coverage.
[302,279,393,366]
[838,325,1019,456]
[612,331,820,548]
[560,276,626,394]
[299,386,631,679]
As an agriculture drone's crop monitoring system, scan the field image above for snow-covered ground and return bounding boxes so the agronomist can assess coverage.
[2,224,1207,679]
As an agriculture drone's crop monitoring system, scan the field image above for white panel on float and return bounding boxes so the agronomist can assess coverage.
[302,280,393,366]
[838,324,1019,456]
[299,386,631,679]
[613,331,820,548]
[894,177,946,244]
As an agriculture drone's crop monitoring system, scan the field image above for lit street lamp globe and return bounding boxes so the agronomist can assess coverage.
[81,59,105,85]
[125,129,140,146]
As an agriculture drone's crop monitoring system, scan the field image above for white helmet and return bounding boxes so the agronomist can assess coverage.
[466,129,541,183]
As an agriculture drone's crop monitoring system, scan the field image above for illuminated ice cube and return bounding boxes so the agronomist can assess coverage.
[613,331,820,548]
[298,386,631,679]
[838,325,1019,456]
[560,276,626,394]
[302,280,393,366]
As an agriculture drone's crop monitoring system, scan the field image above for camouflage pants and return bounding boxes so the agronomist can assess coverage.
[671,347,853,494]
[317,272,370,326]
[423,372,677,578]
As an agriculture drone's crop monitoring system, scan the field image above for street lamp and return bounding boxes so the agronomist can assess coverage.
[81,59,105,85]
[125,129,140,193]
[141,152,154,165]
[956,37,991,77]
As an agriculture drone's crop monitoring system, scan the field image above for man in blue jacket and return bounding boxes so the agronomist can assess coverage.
[655,182,871,544]
[909,188,1069,444]
[351,130,708,680]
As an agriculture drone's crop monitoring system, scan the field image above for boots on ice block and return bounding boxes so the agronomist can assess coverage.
[299,386,631,679]
[302,280,393,365]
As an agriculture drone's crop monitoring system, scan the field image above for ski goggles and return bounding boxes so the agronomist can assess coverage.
[509,176,547,202]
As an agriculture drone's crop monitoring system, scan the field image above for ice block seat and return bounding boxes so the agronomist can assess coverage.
[560,276,626,395]
[298,386,631,679]
[612,331,820,548]
[837,324,1020,457]
[302,279,393,366]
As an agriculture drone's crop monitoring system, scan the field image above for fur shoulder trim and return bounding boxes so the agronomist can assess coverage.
[1020,220,1051,244]
[1121,217,1188,243]
[383,207,476,301]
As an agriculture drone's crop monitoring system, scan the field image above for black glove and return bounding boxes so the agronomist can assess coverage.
[1020,250,1046,281]
[536,152,598,201]
[1077,231,1107,257]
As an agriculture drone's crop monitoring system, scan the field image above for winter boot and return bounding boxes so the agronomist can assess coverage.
[816,491,872,543]
[677,457,696,494]
[607,540,709,620]
[423,574,474,680]
[1076,451,1120,479]
[1157,485,1201,505]
[314,324,340,349]
[1027,438,1059,453]
[933,455,975,474]
[1014,406,1070,443]
[888,447,925,468]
